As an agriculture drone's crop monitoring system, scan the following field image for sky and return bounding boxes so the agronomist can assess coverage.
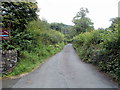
[37,0,119,29]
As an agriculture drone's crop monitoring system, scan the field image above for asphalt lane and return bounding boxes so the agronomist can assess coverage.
[3,44,119,88]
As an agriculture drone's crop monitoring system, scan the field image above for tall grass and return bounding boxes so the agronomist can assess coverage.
[7,42,64,76]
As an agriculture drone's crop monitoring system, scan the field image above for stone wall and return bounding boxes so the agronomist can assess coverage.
[0,50,18,74]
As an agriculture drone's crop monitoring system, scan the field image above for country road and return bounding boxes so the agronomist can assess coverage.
[2,44,119,88]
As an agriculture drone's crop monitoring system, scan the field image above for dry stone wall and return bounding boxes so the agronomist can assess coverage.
[0,50,18,74]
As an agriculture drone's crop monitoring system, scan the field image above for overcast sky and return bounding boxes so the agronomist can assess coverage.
[37,0,119,29]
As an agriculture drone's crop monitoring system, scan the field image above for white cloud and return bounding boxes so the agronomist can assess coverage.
[37,0,119,29]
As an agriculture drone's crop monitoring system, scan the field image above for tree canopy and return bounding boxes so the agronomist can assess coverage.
[73,8,94,34]
[1,2,38,50]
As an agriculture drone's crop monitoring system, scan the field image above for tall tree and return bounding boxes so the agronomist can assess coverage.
[2,2,38,31]
[73,8,89,19]
[109,17,120,31]
[1,2,38,50]
[109,17,120,46]
[73,8,94,34]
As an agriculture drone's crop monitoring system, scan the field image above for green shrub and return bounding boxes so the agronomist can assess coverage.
[6,42,64,76]
[73,29,120,83]
[3,19,65,76]
[40,30,64,44]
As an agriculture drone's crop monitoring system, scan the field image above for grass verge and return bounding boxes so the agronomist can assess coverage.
[2,42,64,78]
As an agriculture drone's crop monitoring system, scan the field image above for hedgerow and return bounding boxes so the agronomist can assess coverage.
[2,2,65,76]
[73,29,120,83]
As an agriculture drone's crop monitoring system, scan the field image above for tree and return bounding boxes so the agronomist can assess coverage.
[50,23,62,32]
[109,17,120,31]
[1,2,38,50]
[2,2,38,31]
[109,17,120,46]
[73,8,94,34]
[73,8,89,20]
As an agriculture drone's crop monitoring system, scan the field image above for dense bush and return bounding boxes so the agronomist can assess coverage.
[40,30,64,44]
[26,20,64,44]
[7,42,64,76]
[2,2,65,76]
[73,29,120,83]
[3,19,65,76]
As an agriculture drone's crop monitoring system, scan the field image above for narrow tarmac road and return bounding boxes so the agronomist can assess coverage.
[3,44,119,88]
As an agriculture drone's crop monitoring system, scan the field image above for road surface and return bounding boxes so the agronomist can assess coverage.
[2,44,119,88]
